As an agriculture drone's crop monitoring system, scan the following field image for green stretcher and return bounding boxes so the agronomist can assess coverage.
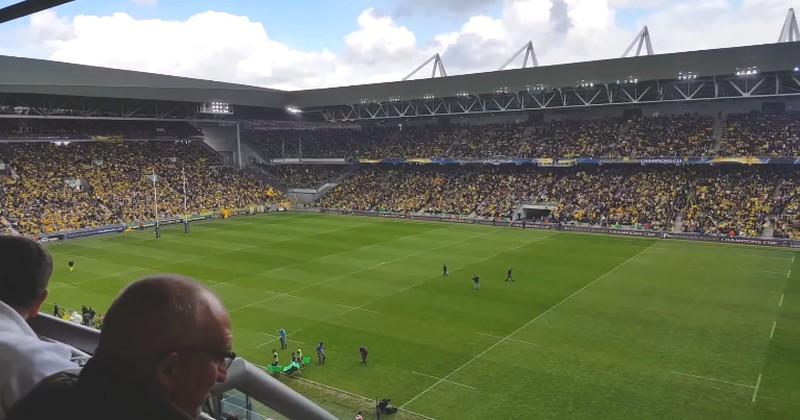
[265,357,311,375]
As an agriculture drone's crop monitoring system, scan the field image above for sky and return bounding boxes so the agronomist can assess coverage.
[0,0,795,90]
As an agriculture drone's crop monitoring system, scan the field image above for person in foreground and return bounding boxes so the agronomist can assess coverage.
[7,275,234,420]
[0,236,79,420]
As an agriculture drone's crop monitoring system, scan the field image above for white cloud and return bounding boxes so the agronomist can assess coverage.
[344,8,419,65]
[11,1,799,90]
[131,0,158,6]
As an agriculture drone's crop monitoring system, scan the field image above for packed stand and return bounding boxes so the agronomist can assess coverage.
[263,164,349,188]
[321,166,691,230]
[616,114,715,157]
[0,119,201,141]
[448,123,528,158]
[773,174,800,239]
[0,141,278,235]
[682,168,783,237]
[247,114,800,160]
[719,113,800,156]
[521,119,620,158]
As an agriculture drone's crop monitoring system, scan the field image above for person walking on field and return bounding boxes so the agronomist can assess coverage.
[278,328,287,349]
[359,345,368,365]
[316,342,326,365]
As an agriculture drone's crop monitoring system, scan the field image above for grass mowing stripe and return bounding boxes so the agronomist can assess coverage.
[54,217,389,288]
[409,371,476,390]
[44,214,798,419]
[400,239,658,409]
[230,229,496,313]
[335,231,557,317]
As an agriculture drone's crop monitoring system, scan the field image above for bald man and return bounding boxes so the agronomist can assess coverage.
[8,275,234,420]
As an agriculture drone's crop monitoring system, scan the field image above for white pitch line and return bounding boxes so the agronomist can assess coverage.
[288,375,438,420]
[770,321,777,339]
[508,337,539,347]
[779,293,784,307]
[400,241,657,409]
[788,269,792,280]
[410,371,477,390]
[50,282,79,289]
[337,303,379,316]
[752,374,762,403]
[477,332,537,346]
[747,269,791,275]
[255,339,279,349]
[231,231,495,313]
[670,371,755,389]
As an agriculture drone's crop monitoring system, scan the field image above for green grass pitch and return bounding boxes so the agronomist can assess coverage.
[43,213,799,420]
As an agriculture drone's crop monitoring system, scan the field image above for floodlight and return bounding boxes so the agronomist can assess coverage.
[285,106,301,114]
[199,101,232,115]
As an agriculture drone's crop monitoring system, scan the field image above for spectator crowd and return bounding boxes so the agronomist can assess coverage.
[246,114,730,160]
[719,113,800,157]
[321,165,799,238]
[263,164,349,188]
[0,141,281,235]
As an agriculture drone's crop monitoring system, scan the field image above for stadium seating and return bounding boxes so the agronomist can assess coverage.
[321,165,797,236]
[719,113,800,157]
[0,141,281,235]
[2,112,799,238]
[246,114,723,159]
[262,165,349,188]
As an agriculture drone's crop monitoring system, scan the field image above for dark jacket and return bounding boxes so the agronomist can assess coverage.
[7,356,192,420]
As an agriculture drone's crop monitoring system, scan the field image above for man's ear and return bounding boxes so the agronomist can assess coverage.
[29,289,48,317]
[155,352,180,392]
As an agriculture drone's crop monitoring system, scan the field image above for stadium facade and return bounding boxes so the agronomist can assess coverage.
[3,41,800,122]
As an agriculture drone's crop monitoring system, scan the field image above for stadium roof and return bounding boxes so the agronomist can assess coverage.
[2,41,800,111]
[0,55,288,108]
[288,42,800,108]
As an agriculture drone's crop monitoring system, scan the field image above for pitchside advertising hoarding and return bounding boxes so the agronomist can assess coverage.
[37,209,800,249]
[327,210,800,248]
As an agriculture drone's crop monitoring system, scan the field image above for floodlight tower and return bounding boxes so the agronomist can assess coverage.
[499,41,539,70]
[402,53,447,81]
[621,26,654,57]
[778,8,800,42]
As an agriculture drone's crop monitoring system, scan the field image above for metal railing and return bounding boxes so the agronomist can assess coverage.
[29,313,337,420]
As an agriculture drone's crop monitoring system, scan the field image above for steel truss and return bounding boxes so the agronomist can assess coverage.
[316,71,800,122]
